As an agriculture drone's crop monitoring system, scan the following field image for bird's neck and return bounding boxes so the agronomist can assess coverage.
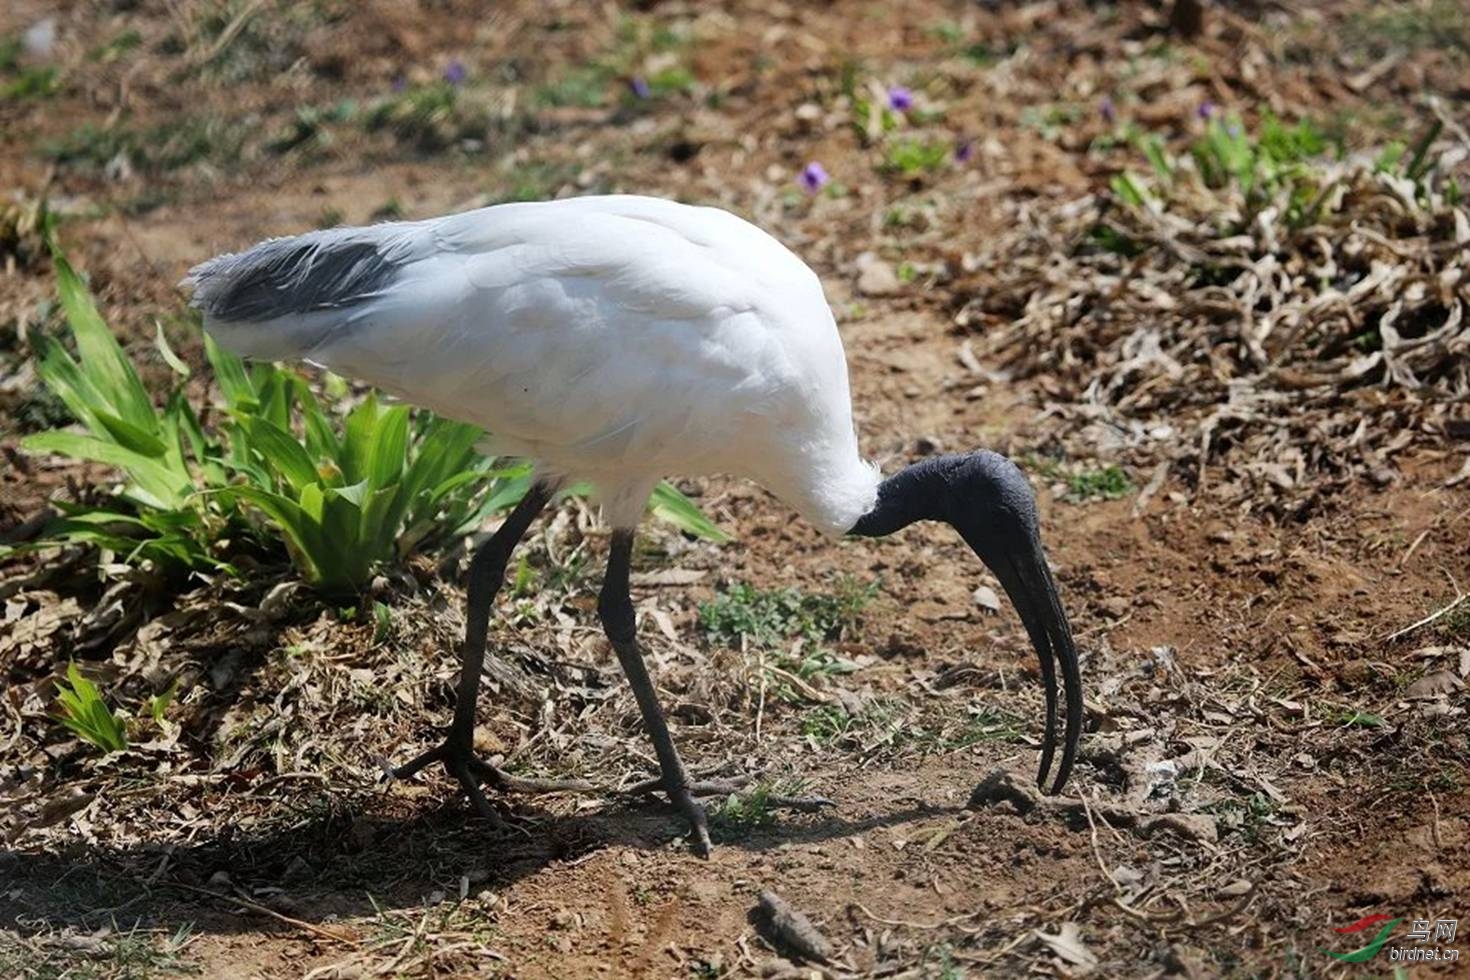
[846,455,961,538]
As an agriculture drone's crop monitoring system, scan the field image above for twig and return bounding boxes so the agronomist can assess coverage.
[1397,528,1432,571]
[374,907,430,977]
[851,902,980,931]
[764,663,830,703]
[1429,792,1442,851]
[1078,791,1121,891]
[754,637,767,742]
[0,693,23,755]
[1383,590,1468,642]
[165,882,358,945]
[194,0,266,67]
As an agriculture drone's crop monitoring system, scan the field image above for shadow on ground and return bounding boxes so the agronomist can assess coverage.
[0,792,950,937]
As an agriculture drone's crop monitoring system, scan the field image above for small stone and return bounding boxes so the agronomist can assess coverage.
[550,909,575,930]
[972,585,1001,614]
[915,436,944,455]
[24,18,56,58]
[1217,880,1253,898]
[966,769,1039,813]
[1141,813,1218,844]
[855,253,901,296]
[1100,596,1131,619]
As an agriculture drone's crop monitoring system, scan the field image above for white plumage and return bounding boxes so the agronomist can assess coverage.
[191,195,879,534]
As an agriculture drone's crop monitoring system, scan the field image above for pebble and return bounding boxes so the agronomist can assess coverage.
[972,585,1001,613]
[855,253,901,296]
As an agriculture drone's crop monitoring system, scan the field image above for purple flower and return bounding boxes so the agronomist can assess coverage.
[391,74,407,93]
[887,86,914,111]
[1099,96,1116,124]
[629,75,651,99]
[1227,121,1243,138]
[954,138,975,164]
[443,60,467,85]
[799,162,829,193]
[1197,100,1216,120]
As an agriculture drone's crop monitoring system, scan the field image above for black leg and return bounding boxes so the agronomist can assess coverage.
[598,528,713,857]
[387,482,597,819]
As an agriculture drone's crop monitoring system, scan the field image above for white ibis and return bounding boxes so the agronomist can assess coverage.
[185,195,1082,856]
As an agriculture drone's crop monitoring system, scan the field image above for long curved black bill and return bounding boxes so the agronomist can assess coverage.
[972,535,1083,795]
[845,450,1083,795]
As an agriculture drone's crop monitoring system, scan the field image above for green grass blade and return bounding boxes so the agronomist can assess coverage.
[219,485,324,583]
[30,331,109,434]
[92,408,169,458]
[154,320,191,377]
[650,481,728,542]
[365,405,411,489]
[50,248,158,434]
[244,416,320,494]
[204,332,256,409]
[340,394,379,483]
[21,430,190,509]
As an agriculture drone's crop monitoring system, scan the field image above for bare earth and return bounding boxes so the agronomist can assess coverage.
[2,1,1468,977]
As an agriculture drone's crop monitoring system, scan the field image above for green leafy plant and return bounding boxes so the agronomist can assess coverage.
[20,253,229,572]
[882,137,949,178]
[699,578,878,649]
[208,376,537,594]
[363,82,482,152]
[711,777,812,834]
[1189,112,1335,224]
[54,663,129,753]
[701,579,876,703]
[1067,465,1133,501]
[1111,112,1358,230]
[145,679,180,726]
[800,704,854,743]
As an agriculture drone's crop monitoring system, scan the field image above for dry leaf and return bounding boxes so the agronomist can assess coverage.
[1035,922,1098,972]
[1406,670,1463,699]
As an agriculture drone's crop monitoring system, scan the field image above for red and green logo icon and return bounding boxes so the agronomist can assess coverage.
[1319,914,1403,963]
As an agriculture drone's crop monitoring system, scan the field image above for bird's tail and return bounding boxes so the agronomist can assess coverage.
[182,224,421,361]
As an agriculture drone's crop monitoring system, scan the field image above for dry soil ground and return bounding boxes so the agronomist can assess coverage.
[1,1,1468,978]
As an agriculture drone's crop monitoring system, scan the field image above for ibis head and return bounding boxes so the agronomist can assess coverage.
[849,451,1082,794]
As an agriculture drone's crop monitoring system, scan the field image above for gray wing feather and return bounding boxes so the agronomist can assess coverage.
[185,225,423,323]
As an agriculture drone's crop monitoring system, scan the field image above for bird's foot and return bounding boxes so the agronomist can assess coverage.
[378,738,599,826]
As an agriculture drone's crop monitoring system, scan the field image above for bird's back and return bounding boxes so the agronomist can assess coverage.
[188,196,878,532]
